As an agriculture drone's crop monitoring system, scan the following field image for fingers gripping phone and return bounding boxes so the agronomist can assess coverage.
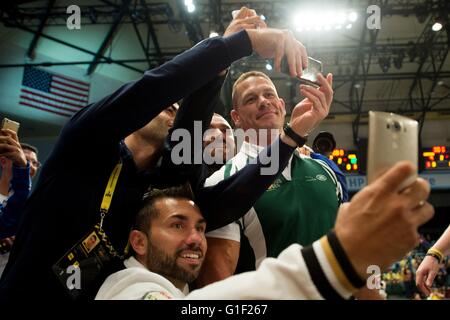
[299,57,322,88]
[1,118,20,134]
[367,111,418,191]
[281,56,323,87]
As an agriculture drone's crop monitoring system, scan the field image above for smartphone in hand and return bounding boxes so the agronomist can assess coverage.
[1,118,20,134]
[367,111,418,191]
[281,56,323,87]
[299,57,322,88]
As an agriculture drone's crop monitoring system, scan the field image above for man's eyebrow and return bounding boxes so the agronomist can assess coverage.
[167,214,188,221]
[242,92,256,100]
[166,215,206,226]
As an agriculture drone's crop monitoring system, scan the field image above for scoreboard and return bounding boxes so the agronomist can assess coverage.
[329,145,450,173]
[329,149,359,173]
[422,146,450,170]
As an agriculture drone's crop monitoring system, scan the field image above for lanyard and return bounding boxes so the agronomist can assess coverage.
[97,161,131,258]
[99,161,123,230]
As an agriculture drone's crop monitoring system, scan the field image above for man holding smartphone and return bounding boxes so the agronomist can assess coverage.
[196,70,348,287]
[0,8,311,301]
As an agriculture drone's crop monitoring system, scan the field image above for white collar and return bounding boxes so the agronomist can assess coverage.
[239,140,266,159]
[237,141,315,181]
[124,256,189,295]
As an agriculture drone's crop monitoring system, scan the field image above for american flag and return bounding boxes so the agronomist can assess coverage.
[19,66,90,118]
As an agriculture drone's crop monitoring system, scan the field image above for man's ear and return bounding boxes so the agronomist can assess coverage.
[230,109,240,127]
[279,98,286,117]
[129,230,148,256]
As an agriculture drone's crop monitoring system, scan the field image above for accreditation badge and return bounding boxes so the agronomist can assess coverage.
[52,224,117,300]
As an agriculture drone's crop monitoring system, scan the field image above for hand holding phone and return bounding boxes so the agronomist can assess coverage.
[0,118,26,167]
[1,118,20,134]
[298,57,322,88]
[281,56,322,87]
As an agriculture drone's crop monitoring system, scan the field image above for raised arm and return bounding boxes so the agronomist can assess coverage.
[53,31,253,163]
[56,25,308,163]
[0,129,30,238]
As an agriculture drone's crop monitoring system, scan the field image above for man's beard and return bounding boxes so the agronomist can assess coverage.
[145,242,201,284]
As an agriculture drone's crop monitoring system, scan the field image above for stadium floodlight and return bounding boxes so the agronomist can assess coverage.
[432,22,443,32]
[187,4,195,13]
[348,12,358,22]
[293,9,358,32]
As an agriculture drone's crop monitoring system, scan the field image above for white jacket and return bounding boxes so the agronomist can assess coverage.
[96,234,363,300]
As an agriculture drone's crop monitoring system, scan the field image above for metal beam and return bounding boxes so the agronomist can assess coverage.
[0,59,157,68]
[176,0,202,45]
[87,0,130,75]
[140,0,163,65]
[130,16,152,68]
[209,0,225,34]
[5,0,448,28]
[350,0,381,146]
[406,2,450,138]
[0,18,145,74]
[26,0,55,59]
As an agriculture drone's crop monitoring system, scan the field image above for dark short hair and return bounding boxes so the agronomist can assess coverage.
[20,143,38,155]
[133,184,195,234]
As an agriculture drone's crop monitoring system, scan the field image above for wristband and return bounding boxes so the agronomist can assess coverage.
[427,248,444,264]
[283,124,308,147]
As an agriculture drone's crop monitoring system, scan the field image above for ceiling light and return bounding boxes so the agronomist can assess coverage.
[432,22,443,32]
[186,4,195,13]
[348,12,358,22]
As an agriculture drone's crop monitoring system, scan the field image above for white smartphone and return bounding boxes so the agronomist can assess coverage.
[1,118,20,134]
[367,111,418,191]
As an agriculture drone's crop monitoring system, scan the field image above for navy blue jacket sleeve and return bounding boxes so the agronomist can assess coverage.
[53,31,252,164]
[200,138,295,231]
[0,164,31,238]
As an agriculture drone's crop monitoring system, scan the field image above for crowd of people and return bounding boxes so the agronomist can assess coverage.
[0,7,444,301]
